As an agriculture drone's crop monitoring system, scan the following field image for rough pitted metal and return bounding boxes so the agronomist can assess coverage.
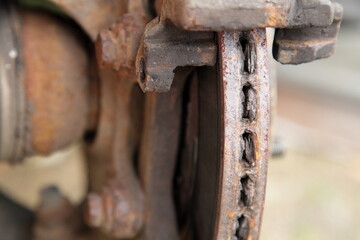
[142,0,343,89]
[95,0,151,80]
[217,29,270,240]
[273,2,343,64]
[136,17,217,92]
[85,78,144,239]
[160,0,337,31]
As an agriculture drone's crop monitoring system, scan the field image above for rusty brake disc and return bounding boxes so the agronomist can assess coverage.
[176,29,270,240]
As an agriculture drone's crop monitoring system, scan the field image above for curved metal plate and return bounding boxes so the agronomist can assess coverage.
[0,1,26,163]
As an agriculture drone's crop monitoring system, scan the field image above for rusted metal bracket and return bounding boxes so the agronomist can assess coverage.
[96,13,147,80]
[2,1,343,240]
[273,2,343,64]
[82,1,151,238]
[137,68,192,240]
[95,0,151,80]
[93,0,343,72]
[137,0,343,93]
[85,74,144,239]
[135,17,217,92]
[160,0,339,30]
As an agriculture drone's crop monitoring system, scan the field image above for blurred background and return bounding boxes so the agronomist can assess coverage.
[262,0,360,239]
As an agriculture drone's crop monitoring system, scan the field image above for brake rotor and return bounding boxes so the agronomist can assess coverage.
[176,29,270,240]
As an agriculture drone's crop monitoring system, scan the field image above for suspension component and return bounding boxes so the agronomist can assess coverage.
[85,72,144,239]
[95,0,151,80]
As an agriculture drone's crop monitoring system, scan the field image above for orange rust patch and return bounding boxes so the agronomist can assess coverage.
[264,6,287,27]
[22,10,90,155]
[227,211,236,218]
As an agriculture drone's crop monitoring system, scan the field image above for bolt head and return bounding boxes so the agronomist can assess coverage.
[85,193,104,227]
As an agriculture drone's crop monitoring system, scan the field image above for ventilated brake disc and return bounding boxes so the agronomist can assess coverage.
[176,30,270,240]
[0,1,342,239]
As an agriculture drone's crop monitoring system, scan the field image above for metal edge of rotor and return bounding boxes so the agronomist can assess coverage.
[0,1,27,163]
[216,29,270,240]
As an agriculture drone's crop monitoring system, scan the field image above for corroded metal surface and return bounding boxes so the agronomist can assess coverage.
[273,2,343,64]
[85,74,144,239]
[22,10,92,157]
[0,4,95,163]
[85,2,148,237]
[139,0,343,96]
[136,18,217,92]
[96,14,147,80]
[0,1,344,240]
[176,30,271,240]
[137,68,192,240]
[85,69,119,240]
[160,0,338,31]
[216,29,270,240]
[96,0,150,80]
